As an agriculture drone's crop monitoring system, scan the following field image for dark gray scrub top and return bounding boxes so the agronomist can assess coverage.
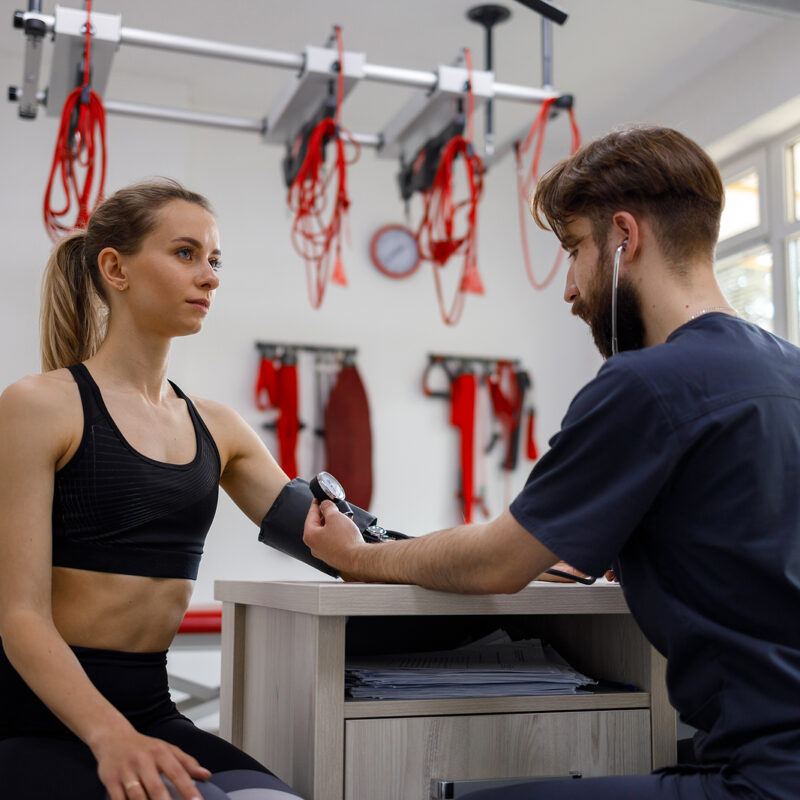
[511,314,800,799]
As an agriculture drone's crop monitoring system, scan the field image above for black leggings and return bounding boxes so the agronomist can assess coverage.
[0,644,300,799]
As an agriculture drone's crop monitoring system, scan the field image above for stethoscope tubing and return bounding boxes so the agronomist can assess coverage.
[611,241,626,357]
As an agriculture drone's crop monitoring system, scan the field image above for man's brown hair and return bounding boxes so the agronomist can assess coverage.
[532,125,724,268]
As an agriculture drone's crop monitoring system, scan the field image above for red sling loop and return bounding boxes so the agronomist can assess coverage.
[450,371,478,523]
[514,98,581,290]
[415,48,484,326]
[43,0,107,240]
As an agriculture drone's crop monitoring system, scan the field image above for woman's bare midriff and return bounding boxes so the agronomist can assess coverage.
[52,566,194,652]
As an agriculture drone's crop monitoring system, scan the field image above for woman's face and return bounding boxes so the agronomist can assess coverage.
[120,199,221,338]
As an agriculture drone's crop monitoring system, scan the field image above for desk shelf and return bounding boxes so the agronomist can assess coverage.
[216,581,675,800]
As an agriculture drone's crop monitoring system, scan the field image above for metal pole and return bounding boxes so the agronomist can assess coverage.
[492,81,557,103]
[349,132,382,148]
[485,26,494,152]
[541,17,553,89]
[120,27,304,70]
[103,100,265,132]
[15,10,54,33]
[361,63,436,90]
[466,5,511,158]
[102,99,383,146]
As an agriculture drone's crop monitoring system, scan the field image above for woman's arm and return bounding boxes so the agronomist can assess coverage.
[0,377,209,800]
[195,398,290,523]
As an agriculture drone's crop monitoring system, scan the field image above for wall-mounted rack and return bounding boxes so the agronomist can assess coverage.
[428,351,521,370]
[423,352,522,398]
[255,341,357,364]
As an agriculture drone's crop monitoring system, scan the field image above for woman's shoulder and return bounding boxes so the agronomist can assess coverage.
[0,370,82,462]
[188,394,240,426]
[0,369,78,414]
[187,394,248,447]
[187,395,266,468]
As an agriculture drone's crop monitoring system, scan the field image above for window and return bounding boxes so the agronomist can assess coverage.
[719,169,760,242]
[790,234,800,329]
[790,139,800,222]
[716,246,773,332]
[716,124,800,342]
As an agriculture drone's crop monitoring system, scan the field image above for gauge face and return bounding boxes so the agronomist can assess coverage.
[317,471,345,502]
[370,224,421,279]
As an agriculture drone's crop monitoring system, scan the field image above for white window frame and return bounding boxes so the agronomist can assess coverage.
[716,122,800,342]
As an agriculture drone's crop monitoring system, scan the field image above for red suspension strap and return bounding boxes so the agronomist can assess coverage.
[487,361,522,472]
[287,26,360,309]
[254,355,301,478]
[450,370,478,524]
[514,98,580,290]
[416,48,484,326]
[43,0,107,241]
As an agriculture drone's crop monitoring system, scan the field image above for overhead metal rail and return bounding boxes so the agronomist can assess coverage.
[9,4,570,165]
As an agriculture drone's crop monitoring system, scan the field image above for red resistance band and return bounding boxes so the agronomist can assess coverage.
[415,49,484,326]
[487,362,537,471]
[450,372,478,524]
[287,26,360,309]
[514,98,581,290]
[254,356,301,478]
[43,0,107,241]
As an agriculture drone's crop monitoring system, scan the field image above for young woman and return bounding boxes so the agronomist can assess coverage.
[0,181,301,800]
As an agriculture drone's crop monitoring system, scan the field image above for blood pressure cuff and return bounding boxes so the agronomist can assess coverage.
[258,477,408,577]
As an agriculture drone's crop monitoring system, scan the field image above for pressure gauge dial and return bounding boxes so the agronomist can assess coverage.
[369,224,421,279]
[310,471,354,517]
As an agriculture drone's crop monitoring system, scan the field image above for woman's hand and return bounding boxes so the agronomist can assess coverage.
[93,728,211,800]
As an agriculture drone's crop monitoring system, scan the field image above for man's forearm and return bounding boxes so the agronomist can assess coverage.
[349,522,528,594]
[305,503,558,594]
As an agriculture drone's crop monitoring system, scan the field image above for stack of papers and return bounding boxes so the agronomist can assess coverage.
[345,629,596,700]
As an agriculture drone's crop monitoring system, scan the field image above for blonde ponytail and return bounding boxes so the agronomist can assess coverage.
[40,230,107,372]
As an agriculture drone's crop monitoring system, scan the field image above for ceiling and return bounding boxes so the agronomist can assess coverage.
[1,0,783,152]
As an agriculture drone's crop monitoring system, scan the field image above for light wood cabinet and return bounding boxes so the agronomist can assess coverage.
[215,581,675,800]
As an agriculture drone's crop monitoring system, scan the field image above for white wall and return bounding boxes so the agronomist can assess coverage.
[0,53,598,603]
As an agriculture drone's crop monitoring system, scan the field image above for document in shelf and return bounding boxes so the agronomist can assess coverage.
[345,629,597,700]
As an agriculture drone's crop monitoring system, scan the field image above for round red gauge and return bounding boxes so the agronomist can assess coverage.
[370,224,421,279]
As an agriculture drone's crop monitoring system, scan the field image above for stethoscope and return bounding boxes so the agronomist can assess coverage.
[611,239,628,357]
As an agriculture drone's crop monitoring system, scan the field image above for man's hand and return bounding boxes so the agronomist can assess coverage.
[303,499,367,574]
[535,560,593,583]
[535,561,620,584]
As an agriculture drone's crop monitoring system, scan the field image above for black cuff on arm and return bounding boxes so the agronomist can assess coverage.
[258,478,408,577]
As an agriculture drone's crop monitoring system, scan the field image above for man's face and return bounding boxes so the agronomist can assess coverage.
[562,217,645,359]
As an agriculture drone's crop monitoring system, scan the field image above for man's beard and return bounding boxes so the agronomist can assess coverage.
[571,248,646,359]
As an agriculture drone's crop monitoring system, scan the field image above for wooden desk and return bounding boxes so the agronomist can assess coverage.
[215,581,675,800]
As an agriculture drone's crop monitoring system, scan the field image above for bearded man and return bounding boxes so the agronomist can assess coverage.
[304,126,800,799]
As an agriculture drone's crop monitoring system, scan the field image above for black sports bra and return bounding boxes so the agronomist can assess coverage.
[51,364,221,579]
